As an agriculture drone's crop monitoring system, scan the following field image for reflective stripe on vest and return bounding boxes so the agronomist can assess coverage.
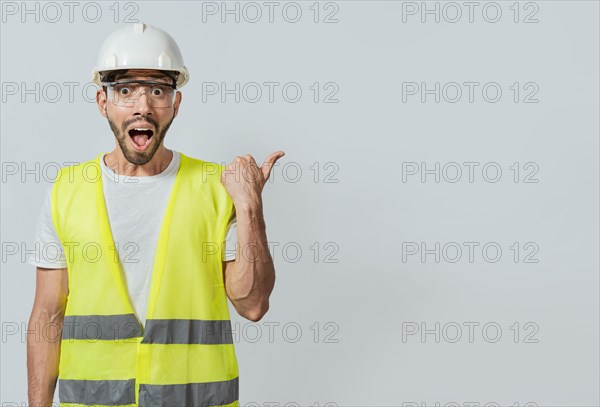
[59,379,136,405]
[61,315,233,344]
[59,377,239,407]
[139,377,239,406]
[142,319,234,344]
[52,152,239,407]
[62,314,143,340]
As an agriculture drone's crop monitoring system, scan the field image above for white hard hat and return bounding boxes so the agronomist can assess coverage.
[91,22,189,88]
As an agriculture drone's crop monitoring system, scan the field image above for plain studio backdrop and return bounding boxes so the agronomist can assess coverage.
[1,1,598,406]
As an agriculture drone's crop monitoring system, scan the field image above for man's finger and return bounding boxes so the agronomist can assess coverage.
[261,150,285,180]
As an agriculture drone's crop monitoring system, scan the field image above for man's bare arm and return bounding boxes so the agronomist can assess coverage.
[27,267,68,407]
[220,152,284,322]
[222,204,275,322]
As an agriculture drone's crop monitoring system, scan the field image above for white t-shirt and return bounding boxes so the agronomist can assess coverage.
[27,150,238,326]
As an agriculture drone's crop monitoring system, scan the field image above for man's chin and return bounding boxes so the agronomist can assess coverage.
[108,116,170,166]
[123,148,156,166]
[117,137,157,166]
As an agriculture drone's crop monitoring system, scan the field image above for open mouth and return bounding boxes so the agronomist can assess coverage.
[128,127,154,150]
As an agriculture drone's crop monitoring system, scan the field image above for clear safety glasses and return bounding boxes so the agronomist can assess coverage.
[103,80,177,108]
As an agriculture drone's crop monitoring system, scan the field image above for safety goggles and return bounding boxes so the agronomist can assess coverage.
[103,80,177,108]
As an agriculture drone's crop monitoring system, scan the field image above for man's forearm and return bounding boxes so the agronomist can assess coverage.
[227,202,276,321]
[27,310,62,407]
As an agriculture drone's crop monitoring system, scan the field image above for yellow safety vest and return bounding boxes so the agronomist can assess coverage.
[51,152,239,407]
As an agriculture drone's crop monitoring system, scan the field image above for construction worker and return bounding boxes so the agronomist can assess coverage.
[26,22,284,407]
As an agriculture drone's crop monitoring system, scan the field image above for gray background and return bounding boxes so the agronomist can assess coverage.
[1,1,599,406]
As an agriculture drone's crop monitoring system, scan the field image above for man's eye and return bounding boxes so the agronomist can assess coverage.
[117,87,132,95]
[151,87,164,96]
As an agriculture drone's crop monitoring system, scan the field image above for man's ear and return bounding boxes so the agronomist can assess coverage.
[97,87,108,118]
[173,91,182,118]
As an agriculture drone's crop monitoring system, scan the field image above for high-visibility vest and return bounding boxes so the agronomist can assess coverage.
[51,152,239,407]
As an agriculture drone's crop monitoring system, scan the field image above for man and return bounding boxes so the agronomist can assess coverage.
[26,22,284,407]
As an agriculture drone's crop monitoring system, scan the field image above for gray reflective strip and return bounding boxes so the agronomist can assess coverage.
[139,377,239,407]
[62,314,143,340]
[141,319,233,344]
[59,378,136,405]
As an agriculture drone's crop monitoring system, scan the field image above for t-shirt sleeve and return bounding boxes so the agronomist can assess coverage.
[222,210,238,261]
[27,184,67,269]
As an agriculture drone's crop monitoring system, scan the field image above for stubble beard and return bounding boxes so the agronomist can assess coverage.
[107,114,175,166]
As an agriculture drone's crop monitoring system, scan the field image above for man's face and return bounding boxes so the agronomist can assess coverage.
[96,69,182,165]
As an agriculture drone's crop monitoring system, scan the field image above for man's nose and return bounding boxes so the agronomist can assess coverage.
[133,91,153,114]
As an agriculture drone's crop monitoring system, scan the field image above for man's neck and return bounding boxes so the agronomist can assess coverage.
[103,148,174,177]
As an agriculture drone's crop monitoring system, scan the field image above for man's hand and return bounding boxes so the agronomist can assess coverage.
[221,151,285,207]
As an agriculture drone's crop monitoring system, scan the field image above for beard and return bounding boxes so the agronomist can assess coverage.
[107,113,175,166]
